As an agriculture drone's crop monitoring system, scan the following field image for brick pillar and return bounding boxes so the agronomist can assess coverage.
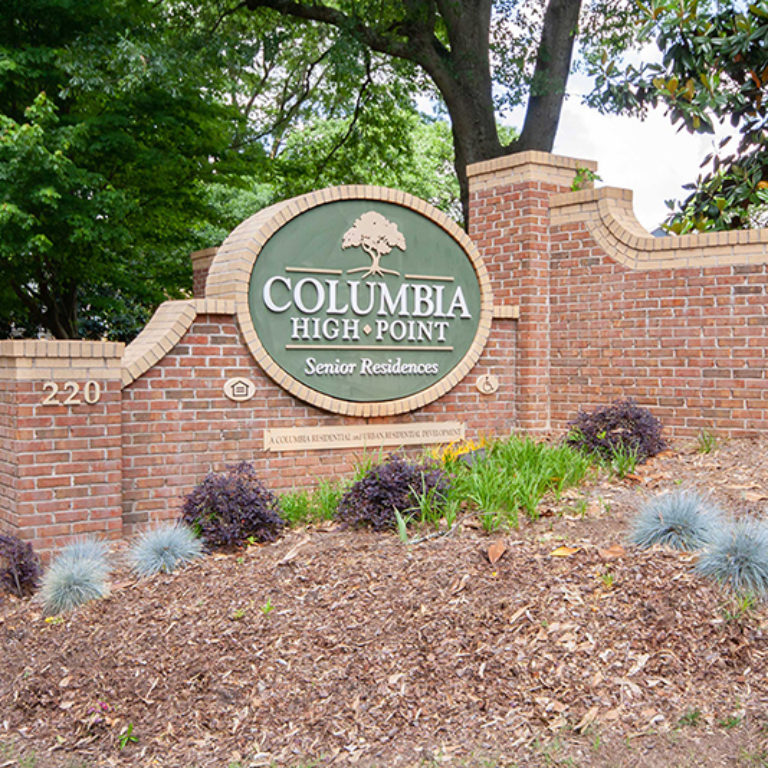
[191,248,217,298]
[466,152,596,433]
[0,341,124,559]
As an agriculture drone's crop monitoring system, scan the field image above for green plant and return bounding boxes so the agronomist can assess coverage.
[118,723,138,750]
[393,509,411,543]
[605,441,639,478]
[39,542,111,615]
[565,398,667,465]
[696,428,718,454]
[677,708,703,727]
[722,591,758,622]
[696,520,768,597]
[127,524,202,576]
[260,597,275,615]
[180,462,284,549]
[0,533,41,597]
[630,489,722,551]
[571,166,601,191]
[280,478,348,527]
[231,607,246,620]
[600,569,615,589]
[718,715,742,729]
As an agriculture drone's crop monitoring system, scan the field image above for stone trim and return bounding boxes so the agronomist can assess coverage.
[550,187,768,270]
[121,299,236,386]
[204,185,495,417]
[466,151,597,190]
[0,340,124,380]
[493,305,520,320]
[190,247,218,272]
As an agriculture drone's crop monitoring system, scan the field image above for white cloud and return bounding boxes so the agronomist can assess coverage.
[552,98,721,231]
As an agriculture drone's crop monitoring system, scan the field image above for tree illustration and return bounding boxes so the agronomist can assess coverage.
[342,212,406,278]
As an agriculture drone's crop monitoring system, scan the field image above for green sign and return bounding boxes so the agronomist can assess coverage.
[245,192,491,415]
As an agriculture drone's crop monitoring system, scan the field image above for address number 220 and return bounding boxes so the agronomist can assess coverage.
[41,380,102,406]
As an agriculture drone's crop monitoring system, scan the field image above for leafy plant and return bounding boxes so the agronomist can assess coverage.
[630,489,722,551]
[696,519,768,597]
[696,429,718,454]
[260,597,275,615]
[127,524,203,576]
[678,708,703,727]
[565,398,667,465]
[571,166,602,192]
[179,462,284,549]
[279,478,347,526]
[600,569,615,589]
[0,534,41,597]
[39,544,111,615]
[118,723,138,750]
[336,454,448,532]
[606,441,639,479]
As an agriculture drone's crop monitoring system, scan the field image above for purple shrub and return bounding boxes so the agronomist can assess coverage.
[336,454,448,531]
[179,462,284,549]
[565,398,667,464]
[0,533,42,598]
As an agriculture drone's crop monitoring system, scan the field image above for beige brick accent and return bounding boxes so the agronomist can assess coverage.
[0,340,124,381]
[121,299,236,385]
[493,305,521,320]
[550,187,768,269]
[467,151,597,190]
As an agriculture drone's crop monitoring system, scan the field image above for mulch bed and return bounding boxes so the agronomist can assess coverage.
[2,437,768,767]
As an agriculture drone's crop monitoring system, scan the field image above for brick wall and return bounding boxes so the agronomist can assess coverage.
[0,376,17,536]
[0,342,124,558]
[466,153,768,438]
[120,312,516,533]
[3,155,767,555]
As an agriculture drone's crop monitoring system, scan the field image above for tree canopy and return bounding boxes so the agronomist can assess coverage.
[235,0,634,217]
[0,0,250,339]
[588,0,768,232]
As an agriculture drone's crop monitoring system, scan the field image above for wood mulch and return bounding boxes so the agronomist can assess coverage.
[1,437,768,767]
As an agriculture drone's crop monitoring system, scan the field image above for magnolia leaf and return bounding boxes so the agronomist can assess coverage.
[550,545,581,558]
[487,540,507,564]
[599,544,626,561]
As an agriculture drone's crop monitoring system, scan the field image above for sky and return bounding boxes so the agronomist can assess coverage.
[551,96,723,233]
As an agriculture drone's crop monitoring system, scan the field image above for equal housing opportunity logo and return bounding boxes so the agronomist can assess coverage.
[244,189,492,416]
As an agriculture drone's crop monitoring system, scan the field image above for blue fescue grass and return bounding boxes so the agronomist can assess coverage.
[128,524,203,576]
[695,519,768,597]
[39,546,111,615]
[56,537,111,566]
[630,489,722,551]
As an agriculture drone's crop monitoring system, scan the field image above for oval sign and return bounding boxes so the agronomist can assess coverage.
[236,187,491,417]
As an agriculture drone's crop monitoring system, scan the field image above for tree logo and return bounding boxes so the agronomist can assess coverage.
[342,211,406,277]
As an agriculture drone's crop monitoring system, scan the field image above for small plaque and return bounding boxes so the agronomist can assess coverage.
[476,373,499,395]
[264,421,465,452]
[224,377,256,402]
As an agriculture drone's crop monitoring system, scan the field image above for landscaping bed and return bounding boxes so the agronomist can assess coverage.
[1,436,768,767]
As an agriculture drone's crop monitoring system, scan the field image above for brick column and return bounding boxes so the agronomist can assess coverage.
[467,152,596,433]
[0,341,124,558]
[191,248,217,298]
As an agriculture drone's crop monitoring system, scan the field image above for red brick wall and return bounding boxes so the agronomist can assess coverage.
[12,380,123,557]
[548,228,768,436]
[120,314,516,532]
[469,177,570,432]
